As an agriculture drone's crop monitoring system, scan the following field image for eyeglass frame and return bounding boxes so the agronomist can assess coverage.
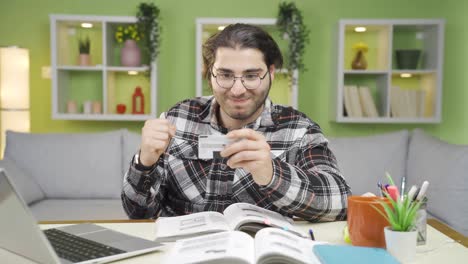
[210,65,270,90]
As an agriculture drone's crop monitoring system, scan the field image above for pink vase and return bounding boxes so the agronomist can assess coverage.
[120,40,141,67]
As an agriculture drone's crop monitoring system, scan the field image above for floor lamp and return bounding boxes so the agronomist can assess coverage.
[0,47,30,158]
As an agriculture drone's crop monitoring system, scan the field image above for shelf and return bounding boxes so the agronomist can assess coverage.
[50,14,157,120]
[337,116,440,124]
[106,66,149,72]
[57,65,103,71]
[53,113,153,121]
[334,19,444,123]
[344,70,387,75]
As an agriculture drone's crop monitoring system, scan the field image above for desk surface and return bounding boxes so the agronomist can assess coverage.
[1,219,467,263]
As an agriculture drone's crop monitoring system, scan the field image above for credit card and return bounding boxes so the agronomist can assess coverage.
[198,135,235,159]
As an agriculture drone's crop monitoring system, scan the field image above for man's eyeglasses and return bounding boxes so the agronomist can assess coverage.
[211,66,269,90]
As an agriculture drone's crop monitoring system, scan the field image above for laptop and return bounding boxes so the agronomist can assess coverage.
[0,168,164,263]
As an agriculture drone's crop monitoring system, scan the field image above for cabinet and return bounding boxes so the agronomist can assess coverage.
[50,14,157,121]
[333,19,444,123]
[195,18,298,109]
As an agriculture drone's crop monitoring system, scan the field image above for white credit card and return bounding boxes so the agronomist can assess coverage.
[198,135,235,159]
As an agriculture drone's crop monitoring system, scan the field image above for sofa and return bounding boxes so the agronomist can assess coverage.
[0,129,141,221]
[1,129,466,236]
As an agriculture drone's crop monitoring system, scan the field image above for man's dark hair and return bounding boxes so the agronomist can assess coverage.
[202,23,283,80]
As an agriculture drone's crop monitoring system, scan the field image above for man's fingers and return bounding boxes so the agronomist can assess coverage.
[227,150,262,167]
[227,128,263,141]
[221,139,264,157]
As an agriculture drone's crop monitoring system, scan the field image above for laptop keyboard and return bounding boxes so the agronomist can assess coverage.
[44,228,127,262]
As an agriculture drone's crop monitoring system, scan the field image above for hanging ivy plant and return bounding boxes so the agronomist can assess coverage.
[277,2,310,73]
[136,2,161,64]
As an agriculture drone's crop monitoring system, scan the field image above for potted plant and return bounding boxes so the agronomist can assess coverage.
[78,36,91,66]
[115,24,142,67]
[372,173,424,263]
[136,2,161,66]
[276,1,309,88]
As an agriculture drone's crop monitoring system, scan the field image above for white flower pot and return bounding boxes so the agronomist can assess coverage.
[384,226,417,263]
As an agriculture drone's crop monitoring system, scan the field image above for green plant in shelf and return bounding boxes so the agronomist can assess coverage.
[136,2,161,63]
[372,173,424,232]
[115,24,142,43]
[78,36,90,54]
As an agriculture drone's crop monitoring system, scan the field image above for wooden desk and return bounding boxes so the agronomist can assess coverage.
[1,219,466,263]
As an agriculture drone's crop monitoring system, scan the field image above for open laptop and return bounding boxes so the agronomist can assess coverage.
[0,168,164,263]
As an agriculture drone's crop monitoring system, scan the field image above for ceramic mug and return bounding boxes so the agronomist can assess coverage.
[347,196,391,248]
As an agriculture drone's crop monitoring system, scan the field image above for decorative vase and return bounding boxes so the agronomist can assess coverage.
[351,50,368,70]
[78,54,91,66]
[395,49,421,69]
[120,40,141,67]
[384,226,417,263]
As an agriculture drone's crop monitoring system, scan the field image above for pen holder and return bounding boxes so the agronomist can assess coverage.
[415,198,428,245]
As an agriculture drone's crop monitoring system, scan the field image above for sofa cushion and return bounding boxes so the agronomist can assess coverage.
[0,158,45,204]
[29,199,128,221]
[407,129,468,236]
[328,130,409,196]
[4,130,124,199]
[123,130,141,176]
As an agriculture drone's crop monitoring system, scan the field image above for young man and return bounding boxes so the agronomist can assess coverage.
[122,24,351,222]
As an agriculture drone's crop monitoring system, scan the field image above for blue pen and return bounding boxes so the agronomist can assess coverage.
[309,229,315,241]
[377,182,385,196]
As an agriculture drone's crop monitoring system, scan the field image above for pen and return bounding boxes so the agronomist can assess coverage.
[416,181,429,201]
[400,176,406,200]
[377,182,385,196]
[407,185,418,201]
[309,229,315,241]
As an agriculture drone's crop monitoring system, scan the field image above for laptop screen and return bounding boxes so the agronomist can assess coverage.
[0,169,60,264]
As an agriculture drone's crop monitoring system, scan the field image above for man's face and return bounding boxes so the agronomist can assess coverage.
[210,47,275,122]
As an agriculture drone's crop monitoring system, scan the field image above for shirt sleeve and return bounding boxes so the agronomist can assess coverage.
[259,125,351,222]
[121,112,169,219]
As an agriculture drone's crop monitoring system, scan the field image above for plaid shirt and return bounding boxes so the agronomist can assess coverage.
[122,96,351,222]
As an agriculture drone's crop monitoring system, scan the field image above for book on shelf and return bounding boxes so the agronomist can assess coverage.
[163,228,327,264]
[358,86,379,118]
[343,85,354,117]
[390,86,426,118]
[154,203,305,242]
[344,85,363,118]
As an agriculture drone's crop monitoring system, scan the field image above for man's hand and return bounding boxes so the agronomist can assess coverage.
[220,129,273,186]
[140,119,176,167]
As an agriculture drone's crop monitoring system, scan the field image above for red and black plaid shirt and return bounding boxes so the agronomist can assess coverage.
[122,96,351,221]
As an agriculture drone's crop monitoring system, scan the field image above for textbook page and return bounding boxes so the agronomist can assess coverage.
[223,203,304,237]
[163,231,255,264]
[254,228,325,264]
[154,211,230,242]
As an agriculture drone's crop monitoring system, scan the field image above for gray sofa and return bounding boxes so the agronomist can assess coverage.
[0,129,140,221]
[1,129,466,236]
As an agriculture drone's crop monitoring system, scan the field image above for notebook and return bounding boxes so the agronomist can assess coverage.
[0,168,164,264]
[313,244,400,264]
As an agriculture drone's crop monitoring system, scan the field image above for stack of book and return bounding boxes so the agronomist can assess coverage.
[390,86,427,118]
[343,85,379,118]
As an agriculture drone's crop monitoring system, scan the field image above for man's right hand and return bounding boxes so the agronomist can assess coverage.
[139,119,176,167]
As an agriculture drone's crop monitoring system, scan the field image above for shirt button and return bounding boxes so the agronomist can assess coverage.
[220,164,227,170]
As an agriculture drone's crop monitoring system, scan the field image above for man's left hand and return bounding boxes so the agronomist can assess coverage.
[220,129,273,186]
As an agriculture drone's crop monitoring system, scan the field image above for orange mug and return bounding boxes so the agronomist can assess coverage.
[347,196,391,248]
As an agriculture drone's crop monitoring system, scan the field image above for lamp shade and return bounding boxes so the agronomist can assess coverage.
[0,47,29,109]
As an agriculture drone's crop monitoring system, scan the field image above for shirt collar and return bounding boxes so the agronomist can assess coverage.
[202,96,275,133]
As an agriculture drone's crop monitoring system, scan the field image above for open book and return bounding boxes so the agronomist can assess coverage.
[162,228,325,264]
[154,203,305,242]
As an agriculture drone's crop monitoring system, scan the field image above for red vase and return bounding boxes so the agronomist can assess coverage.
[121,40,141,67]
[132,87,144,114]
